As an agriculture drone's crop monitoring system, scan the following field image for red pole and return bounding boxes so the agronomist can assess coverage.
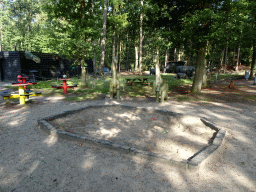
[22,77,26,84]
[22,76,28,89]
[63,80,67,94]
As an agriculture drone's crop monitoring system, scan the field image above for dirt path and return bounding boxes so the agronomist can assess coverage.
[0,95,256,191]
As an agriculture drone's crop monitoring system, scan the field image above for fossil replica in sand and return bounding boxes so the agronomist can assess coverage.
[153,54,169,103]
[109,56,120,100]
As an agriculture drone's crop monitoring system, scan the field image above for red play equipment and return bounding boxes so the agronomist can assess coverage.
[51,78,78,94]
[12,75,37,89]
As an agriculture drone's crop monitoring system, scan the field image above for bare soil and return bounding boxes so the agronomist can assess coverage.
[169,79,256,104]
[0,72,255,191]
[49,105,215,162]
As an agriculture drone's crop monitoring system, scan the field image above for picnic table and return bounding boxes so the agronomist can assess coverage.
[51,78,78,94]
[1,83,42,105]
[126,77,149,86]
[12,75,37,89]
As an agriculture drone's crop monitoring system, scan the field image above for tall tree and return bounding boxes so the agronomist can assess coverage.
[145,0,236,93]
[250,43,256,79]
[139,0,143,73]
[99,0,108,74]
[236,46,240,71]
[0,0,41,51]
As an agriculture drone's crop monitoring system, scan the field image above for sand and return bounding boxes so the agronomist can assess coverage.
[0,83,255,191]
[49,105,215,162]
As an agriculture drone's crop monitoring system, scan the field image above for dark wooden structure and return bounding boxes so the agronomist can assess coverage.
[0,51,93,81]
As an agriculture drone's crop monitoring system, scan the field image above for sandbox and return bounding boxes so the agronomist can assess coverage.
[38,104,226,167]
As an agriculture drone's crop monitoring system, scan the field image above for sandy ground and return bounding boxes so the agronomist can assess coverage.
[0,81,256,191]
[49,105,215,162]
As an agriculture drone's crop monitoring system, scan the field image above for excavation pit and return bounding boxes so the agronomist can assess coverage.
[38,104,226,167]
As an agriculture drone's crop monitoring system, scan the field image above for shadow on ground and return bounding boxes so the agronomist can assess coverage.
[0,96,255,191]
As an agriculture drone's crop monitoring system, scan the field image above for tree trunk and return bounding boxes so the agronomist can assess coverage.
[119,40,121,72]
[126,33,130,70]
[112,31,116,65]
[250,44,256,79]
[139,0,143,73]
[220,48,225,72]
[99,0,107,74]
[93,40,97,76]
[224,45,228,73]
[202,57,207,88]
[178,48,181,61]
[187,56,190,66]
[191,41,207,94]
[0,5,2,52]
[187,40,192,65]
[174,48,177,61]
[135,46,139,71]
[155,48,161,85]
[0,25,2,52]
[165,48,169,67]
[235,45,240,71]
[112,4,115,65]
[232,45,236,67]
[81,59,88,87]
[116,35,119,71]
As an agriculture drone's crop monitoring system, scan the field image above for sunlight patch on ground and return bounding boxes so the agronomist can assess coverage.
[112,101,121,105]
[5,109,22,114]
[81,154,95,169]
[176,131,211,145]
[237,87,256,94]
[107,116,113,121]
[117,112,141,121]
[0,166,3,176]
[206,102,229,107]
[229,169,256,191]
[8,120,19,126]
[19,153,31,164]
[6,109,29,115]
[201,89,222,94]
[95,127,121,139]
[229,130,250,143]
[45,96,65,101]
[43,135,58,147]
[0,172,20,187]
[181,116,202,125]
[28,161,40,174]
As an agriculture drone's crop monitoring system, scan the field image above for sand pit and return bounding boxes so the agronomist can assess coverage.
[48,105,216,162]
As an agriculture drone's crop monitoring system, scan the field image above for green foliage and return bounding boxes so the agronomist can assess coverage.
[1,0,256,86]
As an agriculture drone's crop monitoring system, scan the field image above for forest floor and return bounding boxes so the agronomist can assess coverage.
[168,78,256,104]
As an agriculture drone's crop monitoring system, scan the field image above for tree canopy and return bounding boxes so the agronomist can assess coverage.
[0,0,255,92]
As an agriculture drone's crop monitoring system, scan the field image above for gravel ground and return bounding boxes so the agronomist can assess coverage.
[0,79,256,192]
[0,94,256,192]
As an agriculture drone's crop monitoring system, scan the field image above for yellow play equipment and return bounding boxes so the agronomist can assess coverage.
[1,84,42,105]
